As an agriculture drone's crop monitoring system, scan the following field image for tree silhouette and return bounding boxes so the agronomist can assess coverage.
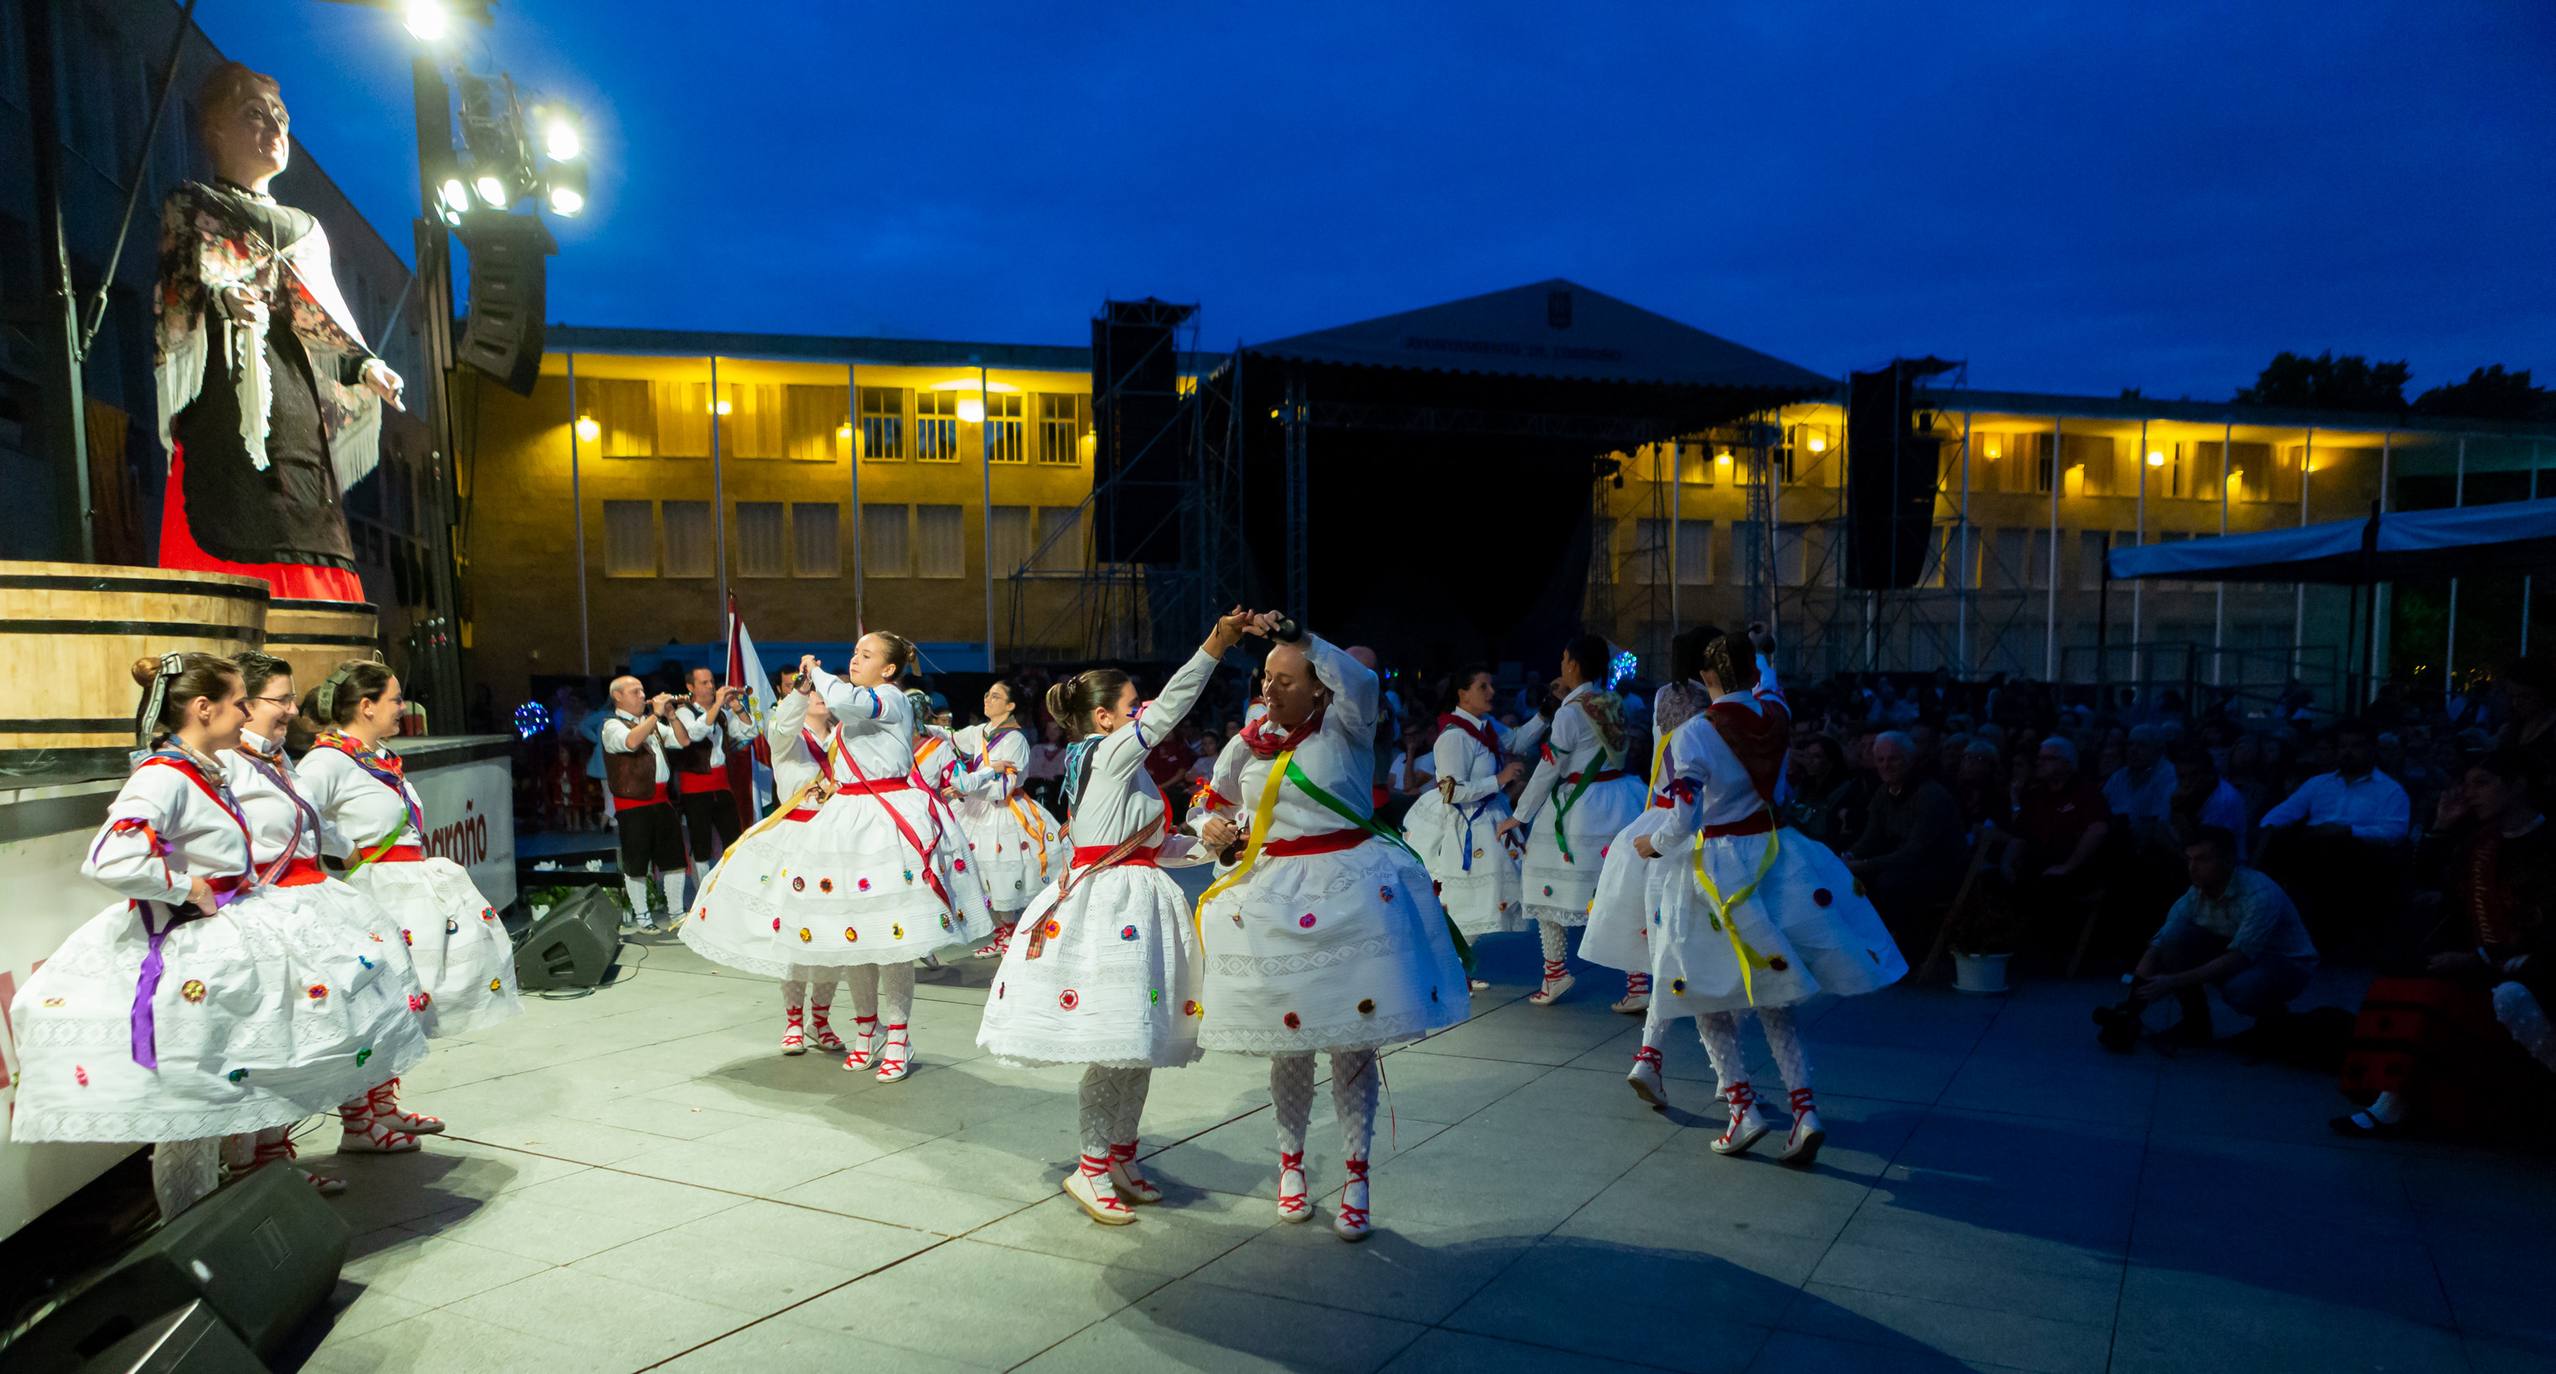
[2235,351,2410,412]
[2413,364,2555,421]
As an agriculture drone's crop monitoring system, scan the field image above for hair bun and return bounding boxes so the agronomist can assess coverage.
[130,656,160,689]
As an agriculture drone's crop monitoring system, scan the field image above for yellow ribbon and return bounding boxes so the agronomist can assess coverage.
[1193,746,1294,944]
[1691,824,1783,1006]
[994,768,1053,880]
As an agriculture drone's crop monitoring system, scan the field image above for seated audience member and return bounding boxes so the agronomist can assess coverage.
[2101,724,2180,840]
[2170,747,2253,861]
[1953,737,2009,839]
[1847,730,1968,946]
[2259,718,2412,956]
[2096,827,2317,1052]
[1782,733,1861,846]
[1996,736,2112,915]
[2333,750,2553,1138]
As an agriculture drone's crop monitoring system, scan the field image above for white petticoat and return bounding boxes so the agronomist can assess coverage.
[976,863,1203,1069]
[1580,804,1680,972]
[7,890,432,1144]
[344,857,521,1036]
[1519,774,1646,925]
[1401,789,1524,937]
[1644,827,1908,1025]
[684,787,994,971]
[1196,839,1470,1055]
[955,792,1061,916]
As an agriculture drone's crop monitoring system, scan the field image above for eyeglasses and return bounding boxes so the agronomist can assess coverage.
[247,694,297,706]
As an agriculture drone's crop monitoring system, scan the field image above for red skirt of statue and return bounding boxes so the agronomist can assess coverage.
[159,444,363,602]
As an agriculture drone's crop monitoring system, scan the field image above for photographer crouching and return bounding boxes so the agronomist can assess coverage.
[2094,826,2318,1054]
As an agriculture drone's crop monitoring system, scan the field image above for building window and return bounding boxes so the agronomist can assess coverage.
[652,381,715,456]
[858,386,905,461]
[1036,393,1087,464]
[578,378,654,457]
[986,392,1026,463]
[916,504,965,577]
[735,501,784,578]
[603,500,654,577]
[2077,529,2114,590]
[792,503,839,576]
[861,504,909,576]
[989,504,1032,575]
[1034,506,1082,571]
[663,500,715,578]
[916,391,962,462]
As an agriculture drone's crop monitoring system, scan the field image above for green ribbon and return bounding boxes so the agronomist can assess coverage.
[1282,760,1475,974]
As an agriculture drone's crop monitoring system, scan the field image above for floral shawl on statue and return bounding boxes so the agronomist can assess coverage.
[154,180,384,492]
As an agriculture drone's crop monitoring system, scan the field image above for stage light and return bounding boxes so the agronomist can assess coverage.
[575,415,599,443]
[957,398,985,424]
[539,107,582,161]
[437,176,469,216]
[1807,433,1827,454]
[2147,450,2165,467]
[548,185,584,216]
[403,0,449,42]
[473,172,509,207]
[512,700,549,739]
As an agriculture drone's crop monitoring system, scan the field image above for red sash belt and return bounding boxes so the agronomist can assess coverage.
[1700,812,1775,840]
[1263,827,1370,858]
[613,785,671,812]
[1073,842,1161,869]
[274,857,328,886]
[835,777,911,796]
[1564,770,1629,785]
[203,873,247,895]
[677,771,730,795]
[784,805,822,822]
[372,845,428,864]
[1649,795,1676,810]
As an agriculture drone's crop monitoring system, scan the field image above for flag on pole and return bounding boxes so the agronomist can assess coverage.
[726,595,779,810]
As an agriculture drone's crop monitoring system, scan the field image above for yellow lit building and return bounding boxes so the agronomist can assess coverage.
[456,315,2551,707]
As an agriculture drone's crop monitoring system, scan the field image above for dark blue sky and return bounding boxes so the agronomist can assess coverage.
[206,0,2555,400]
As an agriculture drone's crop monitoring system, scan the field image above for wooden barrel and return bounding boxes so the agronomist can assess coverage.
[0,561,270,772]
[261,599,383,695]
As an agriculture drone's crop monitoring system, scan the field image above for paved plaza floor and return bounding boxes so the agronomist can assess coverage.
[283,884,2556,1373]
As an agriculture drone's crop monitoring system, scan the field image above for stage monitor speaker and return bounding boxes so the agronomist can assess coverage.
[513,885,621,990]
[10,1163,348,1369]
[77,1299,263,1373]
[1089,299,1195,565]
[1845,358,1956,590]
[456,211,557,398]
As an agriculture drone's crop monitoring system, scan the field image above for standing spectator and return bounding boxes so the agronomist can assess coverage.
[2099,827,2317,1051]
[1847,731,1968,951]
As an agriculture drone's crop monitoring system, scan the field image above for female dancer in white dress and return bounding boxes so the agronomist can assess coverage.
[1400,667,1526,973]
[298,662,521,1042]
[1503,634,1645,1005]
[7,655,428,1219]
[766,634,994,1080]
[1584,628,1714,1028]
[1632,631,1905,1165]
[677,672,852,1057]
[978,611,1245,1223]
[1197,615,1471,1241]
[222,651,438,1177]
[948,680,1062,957]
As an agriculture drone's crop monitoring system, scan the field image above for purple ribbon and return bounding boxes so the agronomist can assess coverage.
[129,891,230,1070]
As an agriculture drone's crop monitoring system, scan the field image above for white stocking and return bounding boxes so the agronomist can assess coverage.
[1330,1050,1380,1161]
[1756,1005,1813,1097]
[1078,1066,1137,1160]
[1694,1011,1747,1095]
[2494,981,2556,1071]
[1269,1054,1314,1158]
[1537,918,1570,965]
[781,976,807,1011]
[1111,1067,1154,1147]
[152,1137,221,1221]
[622,874,658,920]
[877,961,915,1031]
[844,964,880,1022]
